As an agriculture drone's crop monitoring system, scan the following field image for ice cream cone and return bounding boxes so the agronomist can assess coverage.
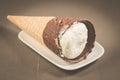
[7,15,55,45]
[7,15,96,63]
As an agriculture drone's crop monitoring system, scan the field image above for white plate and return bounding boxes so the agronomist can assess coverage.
[18,31,104,70]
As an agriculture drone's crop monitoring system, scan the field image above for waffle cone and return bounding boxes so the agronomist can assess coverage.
[7,15,55,45]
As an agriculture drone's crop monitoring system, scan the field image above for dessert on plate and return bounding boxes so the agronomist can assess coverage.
[7,15,96,63]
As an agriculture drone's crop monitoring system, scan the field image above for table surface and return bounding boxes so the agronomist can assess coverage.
[0,0,120,80]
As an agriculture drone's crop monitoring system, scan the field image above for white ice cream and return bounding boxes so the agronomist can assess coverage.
[59,22,88,59]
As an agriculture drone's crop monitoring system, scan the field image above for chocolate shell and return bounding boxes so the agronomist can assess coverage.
[43,18,96,63]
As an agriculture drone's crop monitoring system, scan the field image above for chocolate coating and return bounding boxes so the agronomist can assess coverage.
[43,18,96,63]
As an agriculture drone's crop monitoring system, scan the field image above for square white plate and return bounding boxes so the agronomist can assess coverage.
[18,31,104,70]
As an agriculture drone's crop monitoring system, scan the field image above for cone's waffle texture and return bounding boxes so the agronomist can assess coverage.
[7,15,55,45]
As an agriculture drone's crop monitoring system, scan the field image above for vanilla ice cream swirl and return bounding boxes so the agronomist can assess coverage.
[59,22,88,59]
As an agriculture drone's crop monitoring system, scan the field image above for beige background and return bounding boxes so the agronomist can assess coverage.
[0,0,120,80]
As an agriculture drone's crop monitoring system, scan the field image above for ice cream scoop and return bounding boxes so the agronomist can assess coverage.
[59,22,88,59]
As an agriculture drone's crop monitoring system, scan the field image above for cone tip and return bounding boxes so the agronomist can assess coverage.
[7,15,16,20]
[7,15,11,19]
